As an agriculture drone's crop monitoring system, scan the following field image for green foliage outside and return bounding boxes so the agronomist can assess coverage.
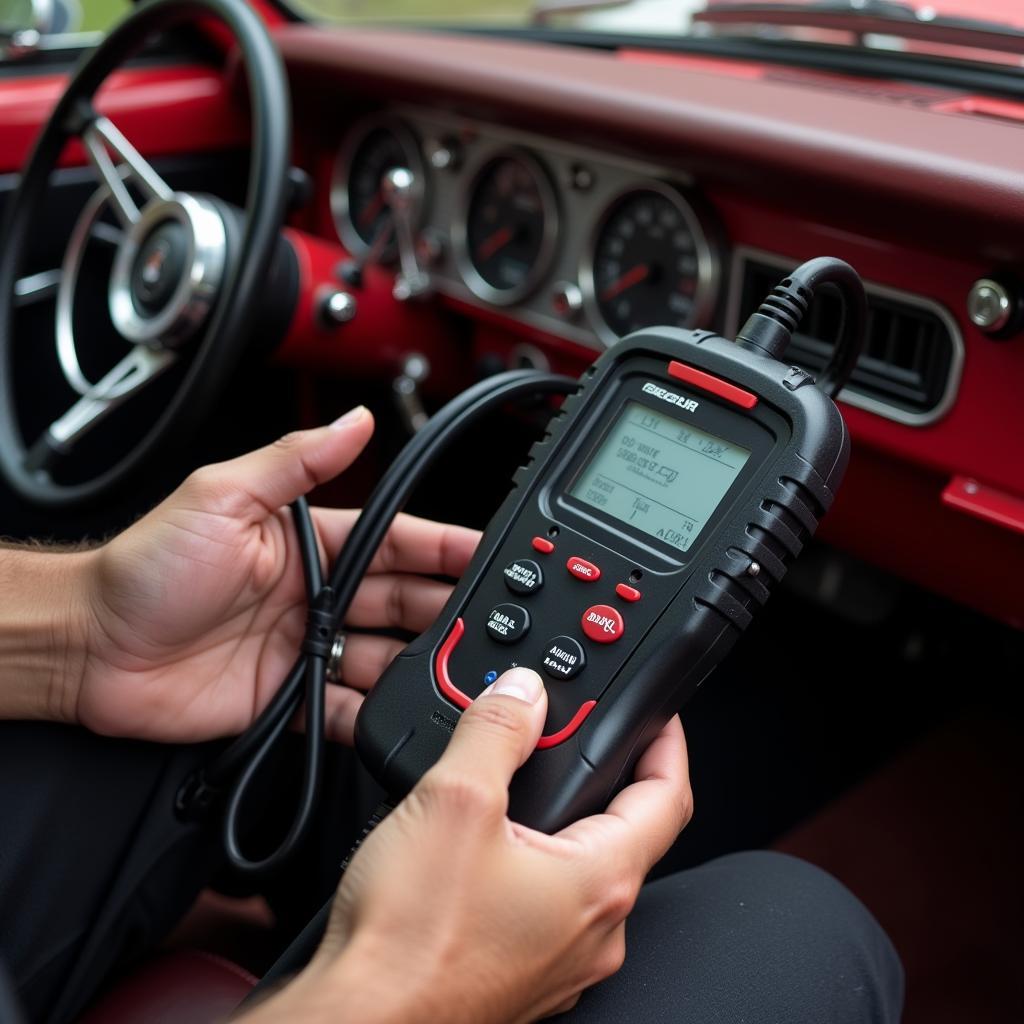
[78,0,534,34]
[290,0,533,24]
[79,0,130,33]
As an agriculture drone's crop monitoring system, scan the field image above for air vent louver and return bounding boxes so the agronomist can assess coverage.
[735,255,961,423]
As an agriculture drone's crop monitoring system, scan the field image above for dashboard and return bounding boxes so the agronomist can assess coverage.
[326,106,965,431]
[273,25,1024,628]
[331,110,720,352]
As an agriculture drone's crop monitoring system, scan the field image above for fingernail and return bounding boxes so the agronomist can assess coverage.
[491,668,543,705]
[330,406,367,430]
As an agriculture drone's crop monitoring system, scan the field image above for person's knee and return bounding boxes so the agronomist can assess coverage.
[690,850,905,1023]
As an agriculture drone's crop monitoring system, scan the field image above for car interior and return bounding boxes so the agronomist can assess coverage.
[0,0,1021,1020]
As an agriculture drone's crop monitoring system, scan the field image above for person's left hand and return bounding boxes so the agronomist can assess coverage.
[61,406,480,744]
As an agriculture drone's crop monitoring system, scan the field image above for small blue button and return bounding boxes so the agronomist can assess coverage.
[483,670,498,685]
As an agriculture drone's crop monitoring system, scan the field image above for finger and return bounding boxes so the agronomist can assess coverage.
[336,633,407,691]
[186,407,374,518]
[310,508,480,578]
[345,574,453,633]
[324,685,364,746]
[559,716,691,877]
[426,669,548,799]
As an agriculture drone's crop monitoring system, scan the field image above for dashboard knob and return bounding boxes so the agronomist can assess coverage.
[424,137,461,172]
[382,167,432,301]
[319,289,357,328]
[967,278,1015,336]
[381,167,418,212]
[552,281,583,319]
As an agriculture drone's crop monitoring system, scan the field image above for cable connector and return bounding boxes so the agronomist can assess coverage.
[301,585,337,660]
[735,276,812,361]
[735,256,867,399]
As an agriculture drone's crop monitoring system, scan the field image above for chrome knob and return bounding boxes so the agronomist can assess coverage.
[381,167,431,302]
[424,137,461,172]
[967,278,1013,334]
[393,353,430,433]
[319,289,357,328]
[381,167,417,213]
[552,281,583,319]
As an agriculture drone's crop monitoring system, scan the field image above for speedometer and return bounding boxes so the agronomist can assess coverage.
[331,115,425,262]
[455,149,558,306]
[582,184,717,345]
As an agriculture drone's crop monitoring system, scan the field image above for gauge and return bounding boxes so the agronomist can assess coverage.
[456,149,558,306]
[582,184,717,345]
[331,116,425,261]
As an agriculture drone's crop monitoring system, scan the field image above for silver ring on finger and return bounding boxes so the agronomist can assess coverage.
[325,629,347,686]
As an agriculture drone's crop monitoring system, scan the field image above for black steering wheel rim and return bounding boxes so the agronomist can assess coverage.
[0,0,290,508]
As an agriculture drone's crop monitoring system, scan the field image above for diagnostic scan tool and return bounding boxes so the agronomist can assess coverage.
[356,257,866,832]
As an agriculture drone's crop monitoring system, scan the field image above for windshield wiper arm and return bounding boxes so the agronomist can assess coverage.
[693,1,1024,56]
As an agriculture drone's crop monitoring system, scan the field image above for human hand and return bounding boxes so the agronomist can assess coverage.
[247,670,693,1024]
[62,407,480,744]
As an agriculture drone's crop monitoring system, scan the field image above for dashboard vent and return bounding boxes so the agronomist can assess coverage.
[733,253,962,424]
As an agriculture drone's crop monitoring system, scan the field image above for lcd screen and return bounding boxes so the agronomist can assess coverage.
[569,401,751,552]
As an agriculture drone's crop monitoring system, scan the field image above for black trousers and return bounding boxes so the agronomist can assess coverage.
[0,722,903,1023]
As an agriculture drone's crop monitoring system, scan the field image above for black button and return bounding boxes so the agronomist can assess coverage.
[541,636,586,680]
[503,558,544,596]
[485,604,530,644]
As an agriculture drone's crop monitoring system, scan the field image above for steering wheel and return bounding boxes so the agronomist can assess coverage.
[0,0,290,507]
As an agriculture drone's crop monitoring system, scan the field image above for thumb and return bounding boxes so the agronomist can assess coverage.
[437,668,548,797]
[189,406,374,516]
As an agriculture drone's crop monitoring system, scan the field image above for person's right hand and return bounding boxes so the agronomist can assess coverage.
[245,668,693,1023]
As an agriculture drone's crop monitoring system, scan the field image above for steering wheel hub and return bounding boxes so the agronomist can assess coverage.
[132,219,187,315]
[109,193,228,349]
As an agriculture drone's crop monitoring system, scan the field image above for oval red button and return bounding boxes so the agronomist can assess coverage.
[581,604,624,643]
[567,556,601,582]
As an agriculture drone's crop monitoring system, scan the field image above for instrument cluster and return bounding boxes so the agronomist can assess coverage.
[330,109,723,351]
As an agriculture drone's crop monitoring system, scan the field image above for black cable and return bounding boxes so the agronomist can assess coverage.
[177,369,577,874]
[734,256,867,398]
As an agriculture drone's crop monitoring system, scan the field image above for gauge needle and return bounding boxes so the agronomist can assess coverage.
[600,263,651,302]
[477,225,514,261]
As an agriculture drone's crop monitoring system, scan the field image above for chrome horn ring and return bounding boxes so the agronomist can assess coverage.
[108,192,228,348]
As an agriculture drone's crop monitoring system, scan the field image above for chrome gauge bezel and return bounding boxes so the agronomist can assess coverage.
[579,180,720,349]
[452,146,560,307]
[330,113,427,260]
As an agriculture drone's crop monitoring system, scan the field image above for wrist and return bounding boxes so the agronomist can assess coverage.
[0,545,97,725]
[241,936,447,1024]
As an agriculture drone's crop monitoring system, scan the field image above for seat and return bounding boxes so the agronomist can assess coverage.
[76,950,256,1024]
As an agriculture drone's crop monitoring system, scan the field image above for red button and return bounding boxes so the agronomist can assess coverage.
[581,604,624,644]
[615,583,642,602]
[531,536,555,554]
[566,556,601,582]
[667,360,758,409]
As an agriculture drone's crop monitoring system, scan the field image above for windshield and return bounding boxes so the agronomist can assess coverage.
[289,0,1024,67]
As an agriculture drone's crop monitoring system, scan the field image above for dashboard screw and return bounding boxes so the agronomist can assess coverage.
[569,163,593,191]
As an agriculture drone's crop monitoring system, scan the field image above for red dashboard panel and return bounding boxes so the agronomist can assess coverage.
[276,27,1024,627]
[0,66,249,174]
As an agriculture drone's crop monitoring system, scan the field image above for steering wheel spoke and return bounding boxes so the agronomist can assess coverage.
[38,346,176,458]
[81,116,173,226]
[14,269,62,307]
